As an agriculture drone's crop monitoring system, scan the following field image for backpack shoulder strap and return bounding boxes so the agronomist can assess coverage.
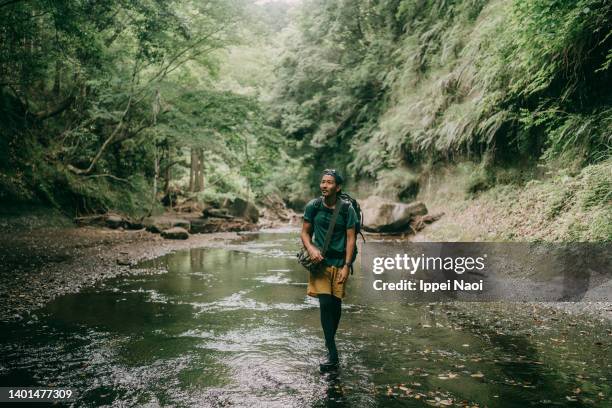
[341,199,350,216]
[313,196,323,211]
[338,198,347,213]
[307,197,323,220]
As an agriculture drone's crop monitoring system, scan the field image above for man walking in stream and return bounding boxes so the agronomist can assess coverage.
[300,169,357,372]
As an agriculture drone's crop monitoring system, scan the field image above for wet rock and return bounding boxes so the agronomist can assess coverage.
[124,219,144,230]
[74,214,107,227]
[258,193,301,227]
[361,196,428,233]
[191,218,256,234]
[410,213,445,232]
[116,258,132,266]
[75,213,143,230]
[105,214,124,229]
[190,219,208,233]
[222,197,259,223]
[260,194,289,221]
[202,208,233,219]
[144,216,190,233]
[161,227,189,240]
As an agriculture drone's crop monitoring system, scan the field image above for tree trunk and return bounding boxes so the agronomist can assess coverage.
[161,140,172,195]
[52,28,61,96]
[196,148,204,192]
[194,151,201,192]
[244,137,249,203]
[53,59,61,96]
[163,145,171,194]
[153,148,159,205]
[189,148,196,192]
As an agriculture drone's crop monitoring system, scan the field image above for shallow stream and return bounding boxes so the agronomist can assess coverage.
[0,232,610,407]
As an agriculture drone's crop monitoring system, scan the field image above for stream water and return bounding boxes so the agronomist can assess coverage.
[0,232,610,407]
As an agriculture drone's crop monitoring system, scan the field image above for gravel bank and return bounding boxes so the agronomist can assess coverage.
[0,227,243,322]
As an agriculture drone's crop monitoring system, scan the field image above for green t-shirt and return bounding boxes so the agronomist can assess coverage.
[303,197,357,267]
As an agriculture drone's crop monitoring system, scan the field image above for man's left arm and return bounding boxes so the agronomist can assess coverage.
[338,227,355,284]
[338,204,357,283]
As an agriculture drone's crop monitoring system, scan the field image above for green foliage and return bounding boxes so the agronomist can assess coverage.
[418,160,611,241]
[538,109,612,164]
[0,0,295,215]
[573,160,612,211]
[2,0,608,218]
[373,168,420,201]
[261,148,312,207]
[546,160,612,241]
[162,87,286,197]
[273,0,611,199]
[466,168,493,196]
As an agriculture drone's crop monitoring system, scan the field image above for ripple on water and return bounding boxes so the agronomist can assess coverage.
[126,288,169,304]
[220,242,296,259]
[182,325,324,407]
[188,271,215,280]
[187,291,316,313]
[255,273,292,285]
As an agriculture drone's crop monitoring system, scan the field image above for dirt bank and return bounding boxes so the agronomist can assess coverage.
[411,165,611,323]
[0,226,245,321]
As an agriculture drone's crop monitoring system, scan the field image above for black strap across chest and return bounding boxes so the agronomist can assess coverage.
[320,199,344,257]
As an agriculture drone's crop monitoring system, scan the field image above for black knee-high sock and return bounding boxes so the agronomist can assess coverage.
[319,294,338,361]
[332,296,342,336]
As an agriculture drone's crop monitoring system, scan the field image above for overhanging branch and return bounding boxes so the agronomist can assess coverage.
[68,94,133,175]
[35,95,75,120]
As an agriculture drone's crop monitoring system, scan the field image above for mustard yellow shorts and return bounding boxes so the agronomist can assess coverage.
[307,265,346,299]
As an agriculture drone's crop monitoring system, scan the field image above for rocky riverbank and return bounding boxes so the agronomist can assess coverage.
[0,192,310,321]
[0,226,247,321]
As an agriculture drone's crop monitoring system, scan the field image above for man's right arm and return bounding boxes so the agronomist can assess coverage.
[301,221,323,263]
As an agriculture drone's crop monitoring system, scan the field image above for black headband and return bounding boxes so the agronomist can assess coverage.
[322,169,343,185]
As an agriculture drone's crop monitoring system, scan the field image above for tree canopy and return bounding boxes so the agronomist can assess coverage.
[0,0,296,214]
[0,0,609,213]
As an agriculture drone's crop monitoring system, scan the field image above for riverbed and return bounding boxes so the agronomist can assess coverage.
[0,231,610,407]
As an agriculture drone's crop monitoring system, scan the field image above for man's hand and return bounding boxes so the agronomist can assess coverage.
[337,265,350,284]
[302,221,323,264]
[308,246,324,263]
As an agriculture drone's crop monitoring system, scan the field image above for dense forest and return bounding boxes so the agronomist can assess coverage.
[1,3,610,406]
[273,0,611,198]
[1,0,610,236]
[0,0,293,216]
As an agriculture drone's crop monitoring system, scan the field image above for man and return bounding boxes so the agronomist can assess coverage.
[301,169,357,372]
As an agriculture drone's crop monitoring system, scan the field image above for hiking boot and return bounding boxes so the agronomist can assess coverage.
[319,357,339,372]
